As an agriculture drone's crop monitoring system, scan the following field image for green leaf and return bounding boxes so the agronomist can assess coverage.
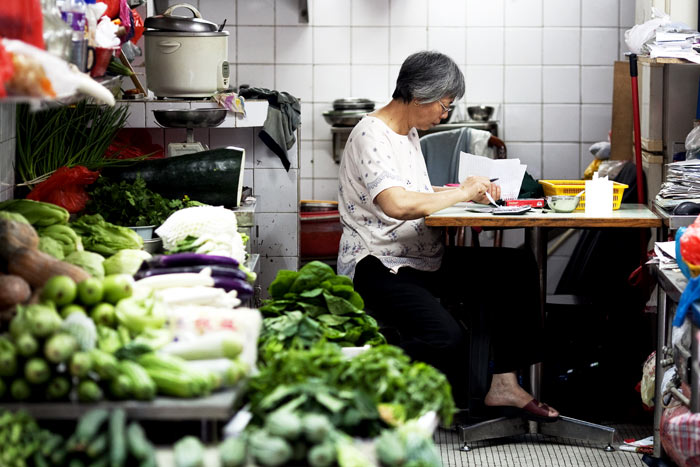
[268,270,299,298]
[316,314,351,326]
[323,292,361,316]
[315,391,345,413]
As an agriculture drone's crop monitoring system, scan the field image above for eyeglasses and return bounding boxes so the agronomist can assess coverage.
[437,100,451,113]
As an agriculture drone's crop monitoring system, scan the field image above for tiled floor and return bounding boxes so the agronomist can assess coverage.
[434,423,652,467]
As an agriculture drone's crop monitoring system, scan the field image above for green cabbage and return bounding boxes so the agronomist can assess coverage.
[103,249,152,276]
[70,214,143,256]
[38,236,65,260]
[65,251,105,279]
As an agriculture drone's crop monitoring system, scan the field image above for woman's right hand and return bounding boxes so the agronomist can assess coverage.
[460,176,492,202]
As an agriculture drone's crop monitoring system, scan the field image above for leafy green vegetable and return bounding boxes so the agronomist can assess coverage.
[259,261,384,352]
[65,250,105,279]
[103,249,151,276]
[86,175,205,227]
[71,213,143,255]
[250,342,455,426]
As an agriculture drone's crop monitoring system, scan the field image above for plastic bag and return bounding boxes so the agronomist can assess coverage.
[625,7,671,54]
[0,0,45,49]
[685,125,700,161]
[640,351,656,407]
[26,166,99,213]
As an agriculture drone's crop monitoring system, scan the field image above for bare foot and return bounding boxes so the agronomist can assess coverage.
[484,372,559,417]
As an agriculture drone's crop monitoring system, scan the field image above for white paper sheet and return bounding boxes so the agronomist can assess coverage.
[458,152,527,200]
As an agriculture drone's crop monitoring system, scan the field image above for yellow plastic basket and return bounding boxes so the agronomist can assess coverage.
[538,180,628,211]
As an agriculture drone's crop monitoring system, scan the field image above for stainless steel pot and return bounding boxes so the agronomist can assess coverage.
[144,3,229,98]
[152,108,227,128]
[322,109,369,127]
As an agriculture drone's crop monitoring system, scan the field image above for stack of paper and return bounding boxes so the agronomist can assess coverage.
[653,241,678,270]
[656,160,700,209]
[458,152,527,200]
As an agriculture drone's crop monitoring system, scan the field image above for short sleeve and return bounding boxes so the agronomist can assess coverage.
[351,128,405,201]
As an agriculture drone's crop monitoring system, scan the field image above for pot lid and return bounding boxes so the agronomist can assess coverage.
[145,3,219,33]
[333,98,375,111]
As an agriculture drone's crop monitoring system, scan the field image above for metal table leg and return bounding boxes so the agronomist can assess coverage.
[653,288,668,458]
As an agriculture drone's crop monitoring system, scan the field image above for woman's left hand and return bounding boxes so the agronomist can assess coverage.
[474,182,501,204]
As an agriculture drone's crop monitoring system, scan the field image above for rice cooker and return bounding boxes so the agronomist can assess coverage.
[144,3,229,98]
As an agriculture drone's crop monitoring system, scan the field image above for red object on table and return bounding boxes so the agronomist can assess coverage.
[505,198,545,208]
[300,210,342,258]
[104,128,164,160]
[0,0,45,49]
[27,166,99,213]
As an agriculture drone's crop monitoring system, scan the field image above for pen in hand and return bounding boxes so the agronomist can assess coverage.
[490,178,499,182]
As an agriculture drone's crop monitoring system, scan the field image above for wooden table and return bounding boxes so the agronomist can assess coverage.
[426,203,662,451]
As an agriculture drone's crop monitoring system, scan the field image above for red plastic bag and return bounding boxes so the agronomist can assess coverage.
[130,9,144,44]
[681,216,700,265]
[0,0,45,49]
[0,42,15,98]
[27,166,100,213]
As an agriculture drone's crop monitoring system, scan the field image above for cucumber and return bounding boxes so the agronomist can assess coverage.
[127,422,154,461]
[86,433,108,458]
[102,147,246,207]
[75,409,110,445]
[109,409,127,467]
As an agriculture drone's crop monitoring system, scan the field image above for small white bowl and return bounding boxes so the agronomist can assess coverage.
[547,195,581,213]
[129,225,155,240]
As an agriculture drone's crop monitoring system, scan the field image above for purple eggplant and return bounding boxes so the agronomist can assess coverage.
[134,265,247,281]
[142,253,240,270]
[213,277,254,299]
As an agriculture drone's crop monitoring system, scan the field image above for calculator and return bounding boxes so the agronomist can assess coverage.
[463,205,532,215]
[491,205,532,215]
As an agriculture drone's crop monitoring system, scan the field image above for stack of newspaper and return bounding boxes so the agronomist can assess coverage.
[655,160,700,210]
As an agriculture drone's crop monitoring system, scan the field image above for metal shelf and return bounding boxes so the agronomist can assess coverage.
[0,387,241,421]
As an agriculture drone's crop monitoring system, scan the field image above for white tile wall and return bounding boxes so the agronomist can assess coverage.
[543,0,580,26]
[352,28,390,64]
[428,0,467,27]
[1,104,15,201]
[466,28,504,65]
[581,104,613,141]
[390,0,428,26]
[276,27,313,64]
[389,27,428,64]
[542,143,581,179]
[582,0,619,27]
[505,28,542,65]
[504,66,542,103]
[504,0,543,27]
[313,27,351,63]
[543,67,580,103]
[352,0,390,26]
[238,0,275,25]
[543,28,580,65]
[581,66,614,103]
[466,0,504,27]
[428,28,467,65]
[543,104,580,142]
[581,28,620,65]
[504,104,542,141]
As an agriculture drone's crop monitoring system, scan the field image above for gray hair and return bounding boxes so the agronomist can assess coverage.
[392,51,465,104]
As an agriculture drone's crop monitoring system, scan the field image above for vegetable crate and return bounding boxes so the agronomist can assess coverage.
[538,180,628,211]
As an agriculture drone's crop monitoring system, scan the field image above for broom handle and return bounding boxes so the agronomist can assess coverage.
[629,53,645,205]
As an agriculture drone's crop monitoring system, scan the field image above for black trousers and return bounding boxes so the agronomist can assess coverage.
[353,246,545,406]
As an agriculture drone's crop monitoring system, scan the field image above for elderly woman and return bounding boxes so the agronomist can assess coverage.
[337,51,558,423]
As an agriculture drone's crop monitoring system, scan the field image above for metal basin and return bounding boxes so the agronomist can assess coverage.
[547,195,581,212]
[322,109,368,127]
[152,108,227,128]
[467,105,494,122]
